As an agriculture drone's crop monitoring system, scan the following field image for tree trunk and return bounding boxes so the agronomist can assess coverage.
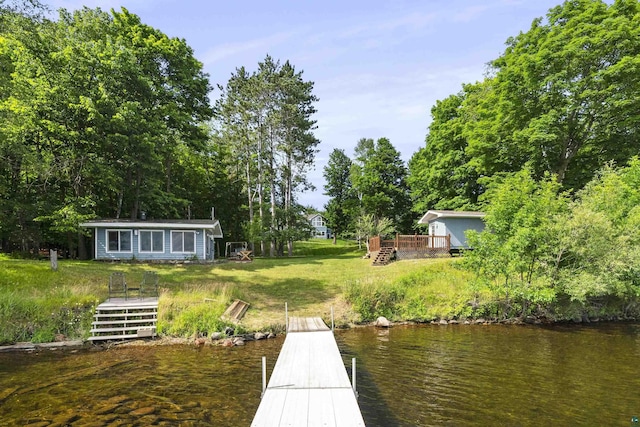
[77,231,87,260]
[269,170,276,257]
[286,151,293,257]
[245,156,255,253]
[131,169,142,219]
[258,126,265,256]
[269,128,276,258]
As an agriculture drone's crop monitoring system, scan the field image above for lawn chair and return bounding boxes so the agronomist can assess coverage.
[140,271,159,298]
[108,272,128,300]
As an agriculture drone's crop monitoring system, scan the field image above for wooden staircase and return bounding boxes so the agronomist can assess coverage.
[372,246,395,266]
[88,298,158,342]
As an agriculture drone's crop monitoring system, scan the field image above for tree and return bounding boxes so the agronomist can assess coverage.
[351,138,412,233]
[554,159,640,306]
[409,0,640,214]
[353,213,394,252]
[0,6,214,255]
[464,170,567,318]
[215,55,319,256]
[408,86,482,214]
[323,149,358,242]
[466,0,640,190]
[273,60,320,256]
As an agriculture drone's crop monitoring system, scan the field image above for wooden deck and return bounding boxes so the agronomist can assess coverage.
[251,317,365,426]
[369,234,452,259]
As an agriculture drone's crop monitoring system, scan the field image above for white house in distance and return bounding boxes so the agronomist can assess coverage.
[307,213,331,239]
[418,210,485,249]
[80,218,223,262]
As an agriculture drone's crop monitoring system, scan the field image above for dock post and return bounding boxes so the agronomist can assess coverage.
[331,306,334,332]
[352,357,357,397]
[261,356,267,397]
[285,302,288,333]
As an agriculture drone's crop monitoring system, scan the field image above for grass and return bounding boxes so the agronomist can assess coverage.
[344,259,486,322]
[0,239,475,344]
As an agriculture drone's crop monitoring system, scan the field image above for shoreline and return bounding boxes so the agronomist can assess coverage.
[2,316,638,353]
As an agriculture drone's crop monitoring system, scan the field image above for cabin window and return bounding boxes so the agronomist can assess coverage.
[107,230,132,252]
[312,216,325,227]
[171,230,196,253]
[140,230,164,253]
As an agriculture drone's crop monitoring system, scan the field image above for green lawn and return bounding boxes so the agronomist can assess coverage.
[0,239,473,344]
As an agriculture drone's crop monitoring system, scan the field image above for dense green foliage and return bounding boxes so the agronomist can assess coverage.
[464,160,640,320]
[0,6,218,254]
[323,149,358,240]
[408,89,482,212]
[350,138,412,232]
[409,0,640,213]
[399,0,640,321]
[0,6,318,257]
[323,137,413,245]
[464,171,567,318]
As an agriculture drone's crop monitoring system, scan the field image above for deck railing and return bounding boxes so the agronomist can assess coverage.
[369,234,451,252]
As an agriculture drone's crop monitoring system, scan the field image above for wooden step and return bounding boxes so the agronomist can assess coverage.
[94,312,157,318]
[92,319,157,326]
[89,325,156,335]
[372,247,395,266]
[88,332,155,341]
[96,305,158,311]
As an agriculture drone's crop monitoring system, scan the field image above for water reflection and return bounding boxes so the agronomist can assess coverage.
[1,324,639,426]
[337,324,640,426]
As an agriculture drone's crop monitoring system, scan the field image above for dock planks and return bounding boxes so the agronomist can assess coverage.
[251,317,365,427]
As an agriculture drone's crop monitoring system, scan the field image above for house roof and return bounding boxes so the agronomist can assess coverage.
[418,210,485,224]
[80,219,224,238]
[306,213,323,220]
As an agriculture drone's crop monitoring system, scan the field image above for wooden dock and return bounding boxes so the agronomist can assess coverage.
[251,317,365,426]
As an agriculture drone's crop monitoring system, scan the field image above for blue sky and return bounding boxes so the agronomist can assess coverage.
[49,0,561,209]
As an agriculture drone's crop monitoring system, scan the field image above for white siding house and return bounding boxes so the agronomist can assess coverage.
[418,210,485,249]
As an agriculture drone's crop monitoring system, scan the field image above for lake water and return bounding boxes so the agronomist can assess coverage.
[1,323,639,426]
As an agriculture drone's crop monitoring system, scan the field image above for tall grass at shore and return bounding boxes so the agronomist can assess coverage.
[344,258,484,322]
[157,283,243,337]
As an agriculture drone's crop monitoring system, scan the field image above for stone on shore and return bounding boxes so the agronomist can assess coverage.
[374,316,391,328]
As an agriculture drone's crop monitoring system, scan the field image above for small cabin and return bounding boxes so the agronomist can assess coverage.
[417,210,485,249]
[80,219,223,262]
[307,214,331,239]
